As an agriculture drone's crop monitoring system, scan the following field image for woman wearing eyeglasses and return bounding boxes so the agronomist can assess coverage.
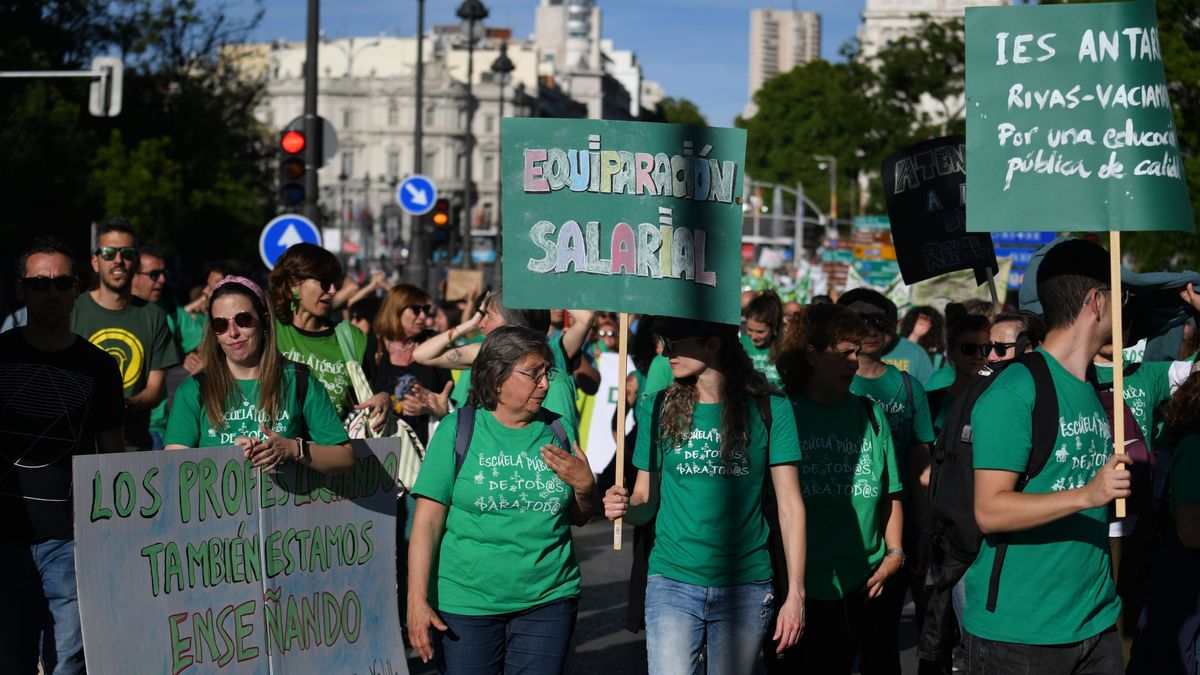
[773,304,904,674]
[366,283,453,446]
[407,326,600,674]
[926,313,991,437]
[163,276,353,473]
[267,243,389,424]
[602,318,807,675]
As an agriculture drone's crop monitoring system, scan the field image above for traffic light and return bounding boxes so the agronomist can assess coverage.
[278,130,306,206]
[431,198,451,227]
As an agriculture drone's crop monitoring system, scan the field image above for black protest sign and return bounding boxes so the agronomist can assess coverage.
[882,135,997,285]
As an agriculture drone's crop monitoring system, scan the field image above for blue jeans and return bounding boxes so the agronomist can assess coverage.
[433,597,578,675]
[0,538,85,675]
[645,575,774,675]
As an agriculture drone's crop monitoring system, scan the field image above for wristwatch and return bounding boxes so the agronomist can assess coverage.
[885,547,907,567]
[296,437,311,462]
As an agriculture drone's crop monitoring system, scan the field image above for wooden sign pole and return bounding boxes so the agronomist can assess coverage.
[985,265,1001,312]
[613,312,630,550]
[1110,233,1127,518]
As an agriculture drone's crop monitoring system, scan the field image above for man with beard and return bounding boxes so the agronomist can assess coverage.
[71,218,178,451]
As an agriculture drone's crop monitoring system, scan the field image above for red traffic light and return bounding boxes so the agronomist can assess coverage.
[281,130,306,154]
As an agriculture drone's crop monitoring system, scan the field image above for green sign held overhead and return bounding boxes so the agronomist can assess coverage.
[965,0,1194,234]
[501,118,746,324]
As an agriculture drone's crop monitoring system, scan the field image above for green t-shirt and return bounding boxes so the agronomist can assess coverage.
[883,337,935,386]
[643,355,674,395]
[274,322,367,418]
[925,365,956,392]
[71,293,180,450]
[633,393,801,587]
[1092,360,1174,444]
[740,334,781,385]
[411,408,581,615]
[174,305,207,355]
[851,364,936,457]
[792,394,901,600]
[164,363,349,447]
[1170,433,1200,517]
[964,349,1120,645]
[448,336,579,431]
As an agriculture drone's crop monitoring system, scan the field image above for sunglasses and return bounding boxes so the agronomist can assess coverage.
[597,329,616,338]
[859,313,892,334]
[136,269,166,281]
[210,311,257,335]
[95,246,138,261]
[958,342,991,357]
[304,275,341,290]
[658,335,704,357]
[982,341,1016,358]
[405,304,432,316]
[21,275,77,292]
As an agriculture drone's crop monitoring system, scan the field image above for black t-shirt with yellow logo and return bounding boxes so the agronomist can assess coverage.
[71,294,179,450]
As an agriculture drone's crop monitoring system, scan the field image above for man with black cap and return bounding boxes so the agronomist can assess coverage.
[964,239,1129,673]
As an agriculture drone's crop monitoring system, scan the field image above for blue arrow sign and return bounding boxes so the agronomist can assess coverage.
[259,214,320,269]
[397,175,437,216]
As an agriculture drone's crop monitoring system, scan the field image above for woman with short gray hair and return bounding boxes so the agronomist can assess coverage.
[407,325,601,674]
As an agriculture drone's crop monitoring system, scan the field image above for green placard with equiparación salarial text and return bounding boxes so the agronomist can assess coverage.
[965,0,1194,233]
[501,118,746,324]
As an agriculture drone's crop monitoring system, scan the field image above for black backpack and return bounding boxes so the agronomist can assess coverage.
[925,351,1059,610]
[451,404,570,479]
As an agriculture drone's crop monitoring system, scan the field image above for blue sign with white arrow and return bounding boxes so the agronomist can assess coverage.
[397,175,437,216]
[259,214,321,269]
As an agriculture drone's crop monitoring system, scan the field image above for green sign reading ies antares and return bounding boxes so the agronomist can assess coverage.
[965,0,1194,234]
[501,118,746,325]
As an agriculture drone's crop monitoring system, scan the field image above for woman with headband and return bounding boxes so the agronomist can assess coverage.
[164,275,354,473]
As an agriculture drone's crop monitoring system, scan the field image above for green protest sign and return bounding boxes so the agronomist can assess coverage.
[501,118,746,324]
[965,0,1194,233]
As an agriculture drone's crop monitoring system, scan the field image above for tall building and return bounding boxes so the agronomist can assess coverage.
[858,0,1010,59]
[743,8,822,119]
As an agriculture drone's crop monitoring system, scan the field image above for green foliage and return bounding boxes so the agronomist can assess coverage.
[873,16,967,137]
[657,97,708,127]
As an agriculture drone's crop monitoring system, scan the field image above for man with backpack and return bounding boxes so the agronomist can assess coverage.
[965,239,1130,673]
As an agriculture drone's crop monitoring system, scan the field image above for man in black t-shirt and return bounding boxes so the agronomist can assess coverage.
[0,237,125,674]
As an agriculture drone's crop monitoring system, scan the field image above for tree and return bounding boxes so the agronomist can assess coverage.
[657,97,707,127]
[872,16,967,137]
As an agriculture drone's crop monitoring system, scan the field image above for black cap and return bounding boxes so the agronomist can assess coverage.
[652,316,738,341]
[1036,238,1110,289]
[837,288,898,326]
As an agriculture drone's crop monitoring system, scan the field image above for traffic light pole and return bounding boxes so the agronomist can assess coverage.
[303,0,320,224]
[406,0,430,289]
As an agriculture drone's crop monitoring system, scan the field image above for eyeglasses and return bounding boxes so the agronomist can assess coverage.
[20,276,77,292]
[513,366,556,385]
[1096,286,1130,306]
[958,342,990,357]
[982,341,1016,358]
[210,311,257,335]
[658,335,704,357]
[405,304,432,316]
[95,246,138,261]
[597,329,616,338]
[136,269,166,281]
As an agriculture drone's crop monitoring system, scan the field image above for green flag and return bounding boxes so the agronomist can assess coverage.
[965,0,1194,234]
[501,118,746,324]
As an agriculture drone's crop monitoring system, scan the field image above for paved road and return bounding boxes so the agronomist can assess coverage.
[408,520,919,674]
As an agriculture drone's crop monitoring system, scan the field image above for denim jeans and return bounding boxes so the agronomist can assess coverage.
[0,538,85,675]
[433,597,578,675]
[966,626,1123,675]
[644,575,774,675]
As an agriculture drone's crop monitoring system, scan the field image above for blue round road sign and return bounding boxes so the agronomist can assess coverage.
[397,175,438,216]
[260,214,321,269]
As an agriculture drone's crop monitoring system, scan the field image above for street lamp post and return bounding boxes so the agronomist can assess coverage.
[813,154,838,239]
[490,41,514,260]
[320,33,383,77]
[455,0,488,270]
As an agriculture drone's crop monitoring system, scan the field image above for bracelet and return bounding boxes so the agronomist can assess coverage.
[885,547,907,567]
[448,327,457,343]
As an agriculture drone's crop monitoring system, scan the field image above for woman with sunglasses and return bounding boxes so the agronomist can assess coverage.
[926,313,991,437]
[602,318,807,675]
[408,326,600,673]
[773,304,904,673]
[413,290,593,431]
[164,277,354,473]
[267,244,388,425]
[366,283,453,446]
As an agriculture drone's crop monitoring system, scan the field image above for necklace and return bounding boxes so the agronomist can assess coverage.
[387,339,417,366]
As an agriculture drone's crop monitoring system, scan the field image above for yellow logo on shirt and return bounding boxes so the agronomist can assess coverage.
[88,327,145,389]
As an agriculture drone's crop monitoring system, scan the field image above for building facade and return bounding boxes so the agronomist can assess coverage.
[858,0,1010,59]
[743,9,822,119]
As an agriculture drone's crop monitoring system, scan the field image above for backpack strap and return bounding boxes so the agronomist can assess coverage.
[858,395,881,435]
[453,404,478,481]
[753,395,772,441]
[291,361,311,440]
[902,371,914,414]
[986,350,1059,612]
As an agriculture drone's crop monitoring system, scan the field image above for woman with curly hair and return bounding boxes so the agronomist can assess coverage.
[774,303,904,674]
[1128,367,1200,675]
[602,317,807,675]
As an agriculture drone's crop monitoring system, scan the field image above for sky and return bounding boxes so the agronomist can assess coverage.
[213,0,865,127]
